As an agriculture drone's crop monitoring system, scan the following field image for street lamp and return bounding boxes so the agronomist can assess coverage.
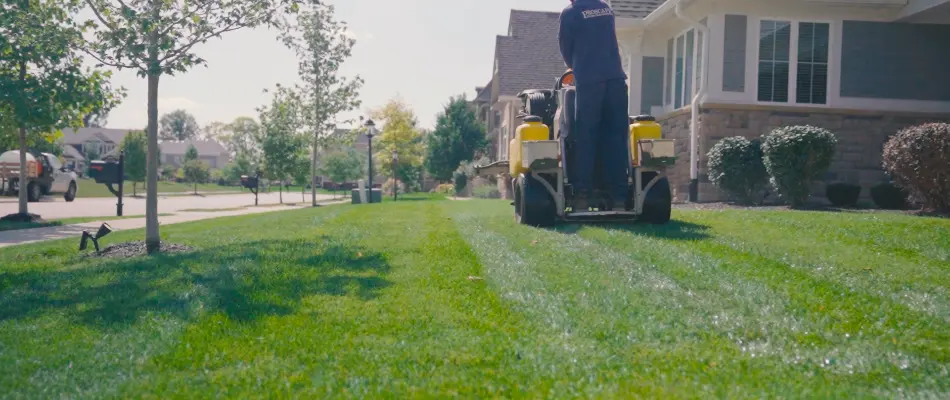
[391,148,398,201]
[363,118,377,203]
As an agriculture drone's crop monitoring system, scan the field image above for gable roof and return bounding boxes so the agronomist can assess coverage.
[60,127,133,145]
[492,10,567,101]
[160,139,228,156]
[609,0,666,18]
[474,80,492,103]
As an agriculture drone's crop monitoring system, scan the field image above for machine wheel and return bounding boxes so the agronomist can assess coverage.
[64,182,77,202]
[641,175,672,224]
[516,174,556,227]
[27,182,41,202]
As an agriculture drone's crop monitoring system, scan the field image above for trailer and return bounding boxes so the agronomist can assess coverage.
[0,150,78,202]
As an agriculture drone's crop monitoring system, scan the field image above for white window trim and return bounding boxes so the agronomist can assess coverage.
[753,17,835,108]
[665,27,699,111]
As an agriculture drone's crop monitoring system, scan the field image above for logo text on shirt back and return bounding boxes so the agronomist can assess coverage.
[582,8,613,19]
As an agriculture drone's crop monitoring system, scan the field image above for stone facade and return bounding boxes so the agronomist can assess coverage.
[659,104,950,203]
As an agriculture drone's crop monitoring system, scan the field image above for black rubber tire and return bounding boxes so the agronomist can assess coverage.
[517,174,556,227]
[64,182,77,202]
[641,176,672,224]
[27,182,41,202]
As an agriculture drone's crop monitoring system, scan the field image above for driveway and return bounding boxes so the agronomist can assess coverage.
[0,191,339,219]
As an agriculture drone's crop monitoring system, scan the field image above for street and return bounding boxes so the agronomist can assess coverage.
[0,191,338,219]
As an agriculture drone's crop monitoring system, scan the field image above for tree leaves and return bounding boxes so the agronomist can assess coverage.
[424,95,489,181]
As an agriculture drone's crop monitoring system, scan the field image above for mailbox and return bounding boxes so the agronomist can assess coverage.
[240,175,259,190]
[88,160,122,184]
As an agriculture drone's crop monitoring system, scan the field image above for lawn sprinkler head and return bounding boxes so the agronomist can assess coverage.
[79,223,113,253]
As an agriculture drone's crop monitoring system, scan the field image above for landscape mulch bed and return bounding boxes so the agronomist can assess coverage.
[85,241,194,259]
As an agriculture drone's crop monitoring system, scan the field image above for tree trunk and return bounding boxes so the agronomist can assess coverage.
[133,182,137,197]
[194,182,197,195]
[279,183,283,204]
[17,127,28,215]
[311,140,319,207]
[16,61,29,216]
[145,72,161,254]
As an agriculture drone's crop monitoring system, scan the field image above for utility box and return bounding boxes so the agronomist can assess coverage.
[88,160,121,184]
[351,188,382,204]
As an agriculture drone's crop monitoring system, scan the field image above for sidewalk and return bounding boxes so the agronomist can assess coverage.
[0,199,347,248]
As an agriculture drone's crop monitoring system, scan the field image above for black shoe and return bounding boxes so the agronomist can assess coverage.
[607,197,627,212]
[573,192,591,211]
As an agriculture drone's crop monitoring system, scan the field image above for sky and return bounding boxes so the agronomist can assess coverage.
[98,0,568,132]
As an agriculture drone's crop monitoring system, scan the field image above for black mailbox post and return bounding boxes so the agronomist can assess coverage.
[240,169,262,205]
[87,152,124,216]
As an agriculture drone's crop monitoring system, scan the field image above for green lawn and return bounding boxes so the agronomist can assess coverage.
[0,214,174,232]
[1,198,948,397]
[76,179,245,198]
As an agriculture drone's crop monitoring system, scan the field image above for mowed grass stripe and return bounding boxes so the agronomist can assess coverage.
[576,213,949,390]
[113,201,553,397]
[674,210,950,325]
[445,201,827,397]
[448,200,947,397]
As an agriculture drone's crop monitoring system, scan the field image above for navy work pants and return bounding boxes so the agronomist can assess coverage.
[569,78,629,201]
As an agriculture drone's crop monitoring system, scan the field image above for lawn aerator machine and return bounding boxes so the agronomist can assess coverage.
[475,70,677,227]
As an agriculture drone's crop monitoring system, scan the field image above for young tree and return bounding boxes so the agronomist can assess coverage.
[258,85,307,204]
[184,143,199,162]
[320,147,363,197]
[159,109,200,141]
[182,159,210,194]
[225,116,262,162]
[278,2,363,207]
[82,0,303,254]
[120,130,147,196]
[370,98,424,187]
[425,95,488,181]
[1,0,123,218]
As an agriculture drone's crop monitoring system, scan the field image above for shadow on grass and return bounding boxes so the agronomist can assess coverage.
[554,220,712,241]
[0,238,392,327]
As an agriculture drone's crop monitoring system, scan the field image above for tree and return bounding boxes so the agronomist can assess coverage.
[425,95,488,181]
[84,146,100,162]
[159,109,199,141]
[278,2,362,207]
[258,85,307,204]
[1,0,124,218]
[370,98,424,188]
[320,147,363,196]
[83,0,303,254]
[182,159,210,194]
[120,130,147,196]
[224,116,262,161]
[222,152,256,184]
[184,143,199,162]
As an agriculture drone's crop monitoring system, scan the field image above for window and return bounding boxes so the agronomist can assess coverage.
[757,20,830,104]
[797,22,829,104]
[667,29,696,110]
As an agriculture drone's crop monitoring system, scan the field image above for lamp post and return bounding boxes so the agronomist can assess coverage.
[391,148,398,201]
[363,118,376,203]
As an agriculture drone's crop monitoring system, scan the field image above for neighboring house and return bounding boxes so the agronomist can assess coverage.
[159,139,230,169]
[60,127,132,171]
[609,0,950,201]
[477,10,570,198]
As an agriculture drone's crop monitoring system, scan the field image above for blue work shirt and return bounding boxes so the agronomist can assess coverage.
[558,0,627,86]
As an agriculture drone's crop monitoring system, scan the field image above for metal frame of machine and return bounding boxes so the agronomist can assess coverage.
[476,71,677,227]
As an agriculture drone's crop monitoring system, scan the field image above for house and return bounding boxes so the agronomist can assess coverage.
[159,139,230,169]
[608,0,950,201]
[479,10,571,198]
[60,127,131,171]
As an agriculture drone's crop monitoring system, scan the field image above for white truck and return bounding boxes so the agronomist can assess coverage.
[0,150,78,202]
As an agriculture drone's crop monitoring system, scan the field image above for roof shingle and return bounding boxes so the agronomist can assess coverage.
[494,10,567,98]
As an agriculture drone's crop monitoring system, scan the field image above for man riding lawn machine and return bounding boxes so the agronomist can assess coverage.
[474,70,677,227]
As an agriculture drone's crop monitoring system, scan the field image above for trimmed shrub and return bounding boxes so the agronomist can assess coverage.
[882,123,950,212]
[870,182,909,210]
[761,125,838,207]
[706,136,769,204]
[472,184,501,199]
[826,183,861,207]
[432,183,454,195]
[382,178,406,197]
